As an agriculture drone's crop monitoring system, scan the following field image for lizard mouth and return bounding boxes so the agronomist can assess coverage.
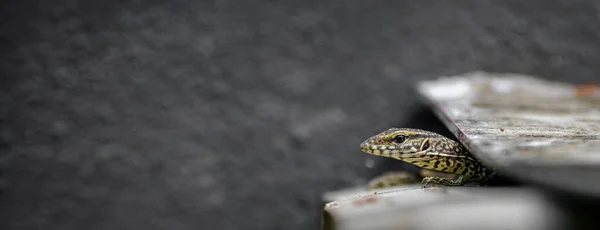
[360,141,423,159]
[360,142,406,157]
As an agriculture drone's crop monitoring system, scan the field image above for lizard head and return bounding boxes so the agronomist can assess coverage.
[360,128,441,159]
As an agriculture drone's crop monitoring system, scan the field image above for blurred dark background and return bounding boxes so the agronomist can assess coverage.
[1,0,600,229]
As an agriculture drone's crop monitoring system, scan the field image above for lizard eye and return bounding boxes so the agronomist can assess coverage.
[393,135,406,143]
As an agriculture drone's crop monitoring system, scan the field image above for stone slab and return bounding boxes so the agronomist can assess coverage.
[416,71,600,197]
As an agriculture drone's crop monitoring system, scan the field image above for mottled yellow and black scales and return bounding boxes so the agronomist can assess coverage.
[360,128,496,188]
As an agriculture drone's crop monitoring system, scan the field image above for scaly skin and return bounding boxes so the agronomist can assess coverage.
[360,128,496,188]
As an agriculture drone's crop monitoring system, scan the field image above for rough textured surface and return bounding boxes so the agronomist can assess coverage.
[418,72,600,166]
[417,72,600,197]
[1,0,600,229]
[322,186,565,230]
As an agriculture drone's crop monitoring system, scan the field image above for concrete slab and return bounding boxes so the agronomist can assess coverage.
[416,71,600,197]
[321,185,565,230]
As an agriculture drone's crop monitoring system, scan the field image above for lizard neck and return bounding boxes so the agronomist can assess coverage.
[402,138,487,178]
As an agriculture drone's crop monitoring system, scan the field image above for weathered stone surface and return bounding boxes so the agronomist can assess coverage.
[417,72,600,196]
[322,185,565,230]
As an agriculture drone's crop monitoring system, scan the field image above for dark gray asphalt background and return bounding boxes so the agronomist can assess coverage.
[1,0,600,229]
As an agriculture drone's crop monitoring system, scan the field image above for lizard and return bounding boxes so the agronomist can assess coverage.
[359,128,497,188]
